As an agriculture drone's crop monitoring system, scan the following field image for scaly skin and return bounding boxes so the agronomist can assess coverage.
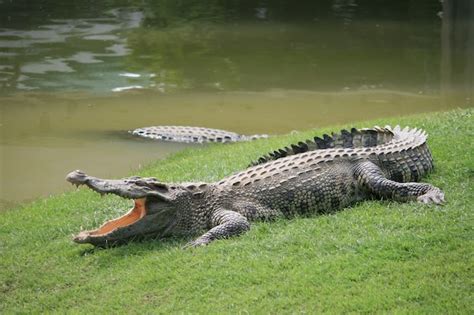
[130,125,268,143]
[67,125,444,247]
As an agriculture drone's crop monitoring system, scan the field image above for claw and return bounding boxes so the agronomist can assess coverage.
[417,190,445,205]
[182,239,209,249]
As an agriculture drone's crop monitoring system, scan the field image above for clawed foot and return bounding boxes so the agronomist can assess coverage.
[417,190,445,205]
[182,238,211,249]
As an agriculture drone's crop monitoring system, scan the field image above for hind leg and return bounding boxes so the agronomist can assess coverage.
[355,161,445,205]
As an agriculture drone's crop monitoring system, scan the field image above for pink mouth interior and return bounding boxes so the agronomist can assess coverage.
[88,198,146,236]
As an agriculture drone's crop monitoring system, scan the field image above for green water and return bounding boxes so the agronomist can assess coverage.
[0,0,472,209]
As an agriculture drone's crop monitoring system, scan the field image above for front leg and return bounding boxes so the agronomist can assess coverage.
[355,161,445,204]
[184,210,250,248]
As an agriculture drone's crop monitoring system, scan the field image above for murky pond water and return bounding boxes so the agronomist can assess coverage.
[0,0,472,209]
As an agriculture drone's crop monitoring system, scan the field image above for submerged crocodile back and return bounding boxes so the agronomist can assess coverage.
[131,126,268,143]
[131,126,241,143]
[249,126,433,183]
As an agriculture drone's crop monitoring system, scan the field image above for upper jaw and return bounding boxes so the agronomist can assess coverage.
[66,170,160,199]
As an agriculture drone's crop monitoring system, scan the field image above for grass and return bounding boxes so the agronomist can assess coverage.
[1,108,473,314]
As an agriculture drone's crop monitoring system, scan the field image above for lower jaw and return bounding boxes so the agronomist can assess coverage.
[73,198,146,245]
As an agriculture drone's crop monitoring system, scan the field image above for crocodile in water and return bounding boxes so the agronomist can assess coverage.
[67,125,444,247]
[130,125,268,143]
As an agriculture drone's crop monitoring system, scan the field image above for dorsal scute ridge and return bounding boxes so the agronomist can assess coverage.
[182,182,210,194]
[250,126,427,166]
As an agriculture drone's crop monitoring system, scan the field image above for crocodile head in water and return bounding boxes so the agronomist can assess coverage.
[66,170,197,246]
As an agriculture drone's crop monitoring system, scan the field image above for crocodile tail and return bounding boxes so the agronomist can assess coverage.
[250,126,395,166]
[379,125,433,182]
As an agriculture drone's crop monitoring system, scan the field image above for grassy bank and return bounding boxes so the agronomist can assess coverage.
[1,109,472,313]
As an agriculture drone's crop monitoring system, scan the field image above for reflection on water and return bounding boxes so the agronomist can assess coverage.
[440,0,474,105]
[0,0,472,209]
[0,0,456,95]
[0,6,151,92]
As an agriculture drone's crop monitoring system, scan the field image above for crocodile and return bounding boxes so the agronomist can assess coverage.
[67,125,444,247]
[130,125,268,143]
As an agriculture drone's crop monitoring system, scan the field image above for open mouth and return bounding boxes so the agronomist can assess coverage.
[66,170,173,245]
[74,198,147,243]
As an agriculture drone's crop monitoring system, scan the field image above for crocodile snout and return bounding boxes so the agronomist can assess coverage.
[66,170,88,185]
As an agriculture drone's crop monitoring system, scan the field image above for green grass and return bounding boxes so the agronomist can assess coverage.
[1,108,473,314]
